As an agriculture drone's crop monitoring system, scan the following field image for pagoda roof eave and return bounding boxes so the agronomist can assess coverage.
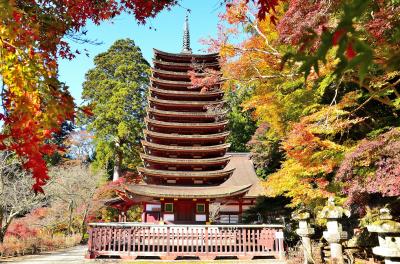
[147,108,227,118]
[149,86,223,97]
[151,77,192,87]
[138,167,235,179]
[141,140,230,152]
[143,130,230,140]
[140,154,231,165]
[124,183,251,199]
[151,77,222,88]
[145,118,228,129]
[153,59,219,69]
[152,68,209,78]
[153,48,219,59]
[148,97,225,106]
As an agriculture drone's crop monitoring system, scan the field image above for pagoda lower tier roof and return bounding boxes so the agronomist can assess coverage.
[145,118,228,129]
[124,183,251,199]
[148,97,225,107]
[141,140,230,153]
[140,154,231,166]
[153,59,219,71]
[122,153,263,200]
[147,108,227,119]
[137,167,235,179]
[143,130,230,141]
[149,86,223,98]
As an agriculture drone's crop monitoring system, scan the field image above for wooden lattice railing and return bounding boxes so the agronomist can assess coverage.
[86,223,285,260]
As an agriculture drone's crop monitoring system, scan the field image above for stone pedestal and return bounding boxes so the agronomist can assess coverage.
[293,209,315,264]
[319,197,350,264]
[367,208,400,264]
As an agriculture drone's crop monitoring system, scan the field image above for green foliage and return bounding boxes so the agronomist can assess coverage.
[242,196,291,224]
[225,85,257,152]
[82,39,150,178]
[247,124,283,178]
[44,121,75,166]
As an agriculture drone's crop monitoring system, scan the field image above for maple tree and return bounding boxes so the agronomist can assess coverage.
[199,0,400,213]
[0,0,176,192]
[336,128,400,209]
[45,163,102,235]
[0,152,46,243]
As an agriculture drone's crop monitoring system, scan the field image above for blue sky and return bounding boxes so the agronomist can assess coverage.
[58,1,224,106]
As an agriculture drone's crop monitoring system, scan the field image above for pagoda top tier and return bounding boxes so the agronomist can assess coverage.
[153,48,219,63]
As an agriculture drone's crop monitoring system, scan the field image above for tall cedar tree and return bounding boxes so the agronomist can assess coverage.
[82,39,150,181]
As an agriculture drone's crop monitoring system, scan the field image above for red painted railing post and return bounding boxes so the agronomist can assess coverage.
[205,226,209,255]
[85,226,94,259]
[166,226,170,255]
[277,228,285,260]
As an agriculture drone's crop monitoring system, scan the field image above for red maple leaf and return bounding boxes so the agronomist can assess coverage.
[332,28,346,45]
[346,42,357,60]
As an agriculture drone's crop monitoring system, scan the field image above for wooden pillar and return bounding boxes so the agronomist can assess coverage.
[142,202,147,223]
[205,200,210,224]
[239,199,243,223]
[160,198,165,223]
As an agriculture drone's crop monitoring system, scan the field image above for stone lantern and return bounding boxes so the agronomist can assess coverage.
[292,208,315,264]
[318,197,350,264]
[367,208,400,264]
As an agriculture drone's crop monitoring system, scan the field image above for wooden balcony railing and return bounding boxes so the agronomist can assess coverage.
[86,223,285,260]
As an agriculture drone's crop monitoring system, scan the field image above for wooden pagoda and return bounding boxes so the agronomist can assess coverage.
[86,15,285,260]
[104,14,265,225]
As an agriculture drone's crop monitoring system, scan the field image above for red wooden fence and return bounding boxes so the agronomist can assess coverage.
[86,223,285,260]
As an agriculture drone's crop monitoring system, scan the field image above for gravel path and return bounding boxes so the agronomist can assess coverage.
[2,245,88,264]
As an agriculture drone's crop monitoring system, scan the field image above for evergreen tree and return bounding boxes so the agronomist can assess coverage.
[82,39,150,181]
[225,86,257,152]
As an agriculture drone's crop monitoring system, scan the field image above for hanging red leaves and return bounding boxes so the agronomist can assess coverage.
[245,0,282,24]
[0,0,175,192]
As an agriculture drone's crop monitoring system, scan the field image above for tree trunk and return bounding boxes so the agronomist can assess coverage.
[80,204,90,241]
[112,151,123,181]
[67,201,74,235]
[0,228,5,243]
[0,214,13,243]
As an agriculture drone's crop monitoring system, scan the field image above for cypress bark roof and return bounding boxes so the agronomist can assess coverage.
[149,86,223,97]
[151,77,192,87]
[145,118,228,129]
[140,154,231,165]
[143,130,230,141]
[138,167,235,179]
[125,153,264,199]
[221,153,265,198]
[147,107,227,118]
[141,140,230,152]
[148,96,225,106]
[153,59,219,70]
[125,184,252,199]
[153,48,219,59]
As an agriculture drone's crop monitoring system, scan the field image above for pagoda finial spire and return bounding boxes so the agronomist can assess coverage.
[181,13,192,54]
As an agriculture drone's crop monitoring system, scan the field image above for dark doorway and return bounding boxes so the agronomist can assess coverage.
[175,200,195,222]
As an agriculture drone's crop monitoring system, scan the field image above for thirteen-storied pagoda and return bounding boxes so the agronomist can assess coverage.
[109,15,264,224]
